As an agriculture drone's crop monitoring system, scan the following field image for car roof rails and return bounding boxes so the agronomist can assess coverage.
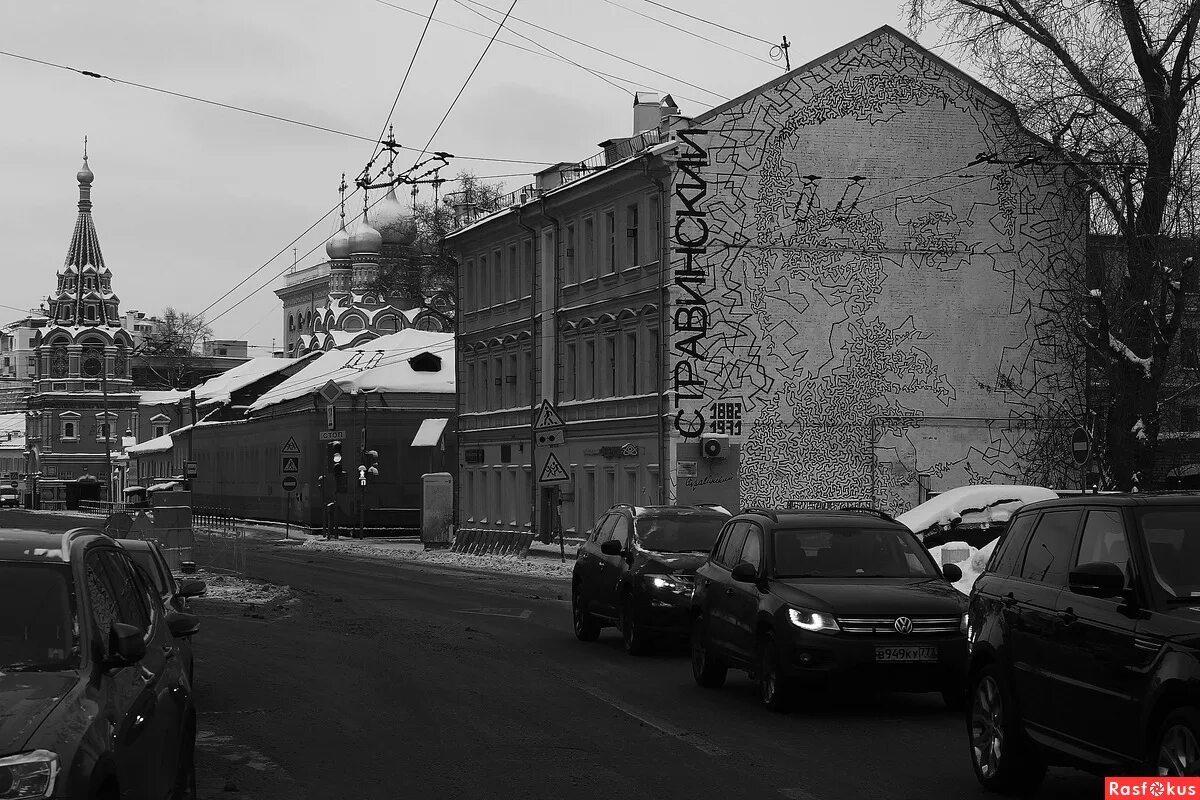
[739,507,779,522]
[835,506,896,522]
[59,526,108,561]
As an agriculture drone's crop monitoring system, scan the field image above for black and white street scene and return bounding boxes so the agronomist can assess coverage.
[5,1,1200,798]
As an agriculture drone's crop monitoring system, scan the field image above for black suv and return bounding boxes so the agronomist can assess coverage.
[0,527,200,799]
[690,508,969,711]
[118,538,207,685]
[965,493,1200,792]
[572,504,731,654]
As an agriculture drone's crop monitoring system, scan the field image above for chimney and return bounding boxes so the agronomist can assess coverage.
[633,91,660,135]
[659,94,680,126]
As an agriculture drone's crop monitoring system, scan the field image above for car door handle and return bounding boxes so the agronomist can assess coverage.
[162,644,178,659]
[1058,609,1078,625]
[138,665,157,684]
[1001,593,1018,608]
[724,587,734,596]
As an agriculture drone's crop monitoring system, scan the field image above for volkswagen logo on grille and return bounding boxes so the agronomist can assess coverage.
[894,616,914,635]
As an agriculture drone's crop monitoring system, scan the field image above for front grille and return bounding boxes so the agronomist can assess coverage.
[838,616,960,635]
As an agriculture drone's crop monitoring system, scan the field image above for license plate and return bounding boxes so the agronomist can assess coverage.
[875,646,937,662]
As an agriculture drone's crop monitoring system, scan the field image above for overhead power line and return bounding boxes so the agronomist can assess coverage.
[459,0,729,101]
[598,0,781,70]
[409,0,520,168]
[636,0,775,47]
[0,47,552,166]
[367,0,443,167]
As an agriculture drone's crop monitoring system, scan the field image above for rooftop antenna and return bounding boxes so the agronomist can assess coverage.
[771,35,791,70]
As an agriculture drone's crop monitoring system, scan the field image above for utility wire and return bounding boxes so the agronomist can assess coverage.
[410,0,520,168]
[459,0,729,101]
[636,0,775,47]
[598,0,780,70]
[0,47,551,166]
[371,0,708,105]
[453,0,633,98]
[367,0,443,167]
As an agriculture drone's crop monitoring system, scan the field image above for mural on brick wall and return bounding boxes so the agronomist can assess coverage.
[668,28,1087,514]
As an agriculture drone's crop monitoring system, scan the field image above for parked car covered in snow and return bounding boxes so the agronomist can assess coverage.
[897,485,1059,550]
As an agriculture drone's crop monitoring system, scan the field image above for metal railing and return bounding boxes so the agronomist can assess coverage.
[193,506,235,533]
[79,500,132,516]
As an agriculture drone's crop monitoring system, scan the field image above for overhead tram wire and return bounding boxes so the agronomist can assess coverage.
[408,0,521,168]
[453,0,634,98]
[0,48,551,167]
[365,0,443,167]
[597,0,781,69]
[635,0,775,47]
[459,0,729,101]
[371,0,710,106]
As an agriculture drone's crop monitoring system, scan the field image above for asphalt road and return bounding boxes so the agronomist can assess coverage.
[2,510,1104,800]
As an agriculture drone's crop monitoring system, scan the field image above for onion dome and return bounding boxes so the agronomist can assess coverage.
[349,216,382,255]
[77,155,94,185]
[372,187,418,245]
[326,224,351,260]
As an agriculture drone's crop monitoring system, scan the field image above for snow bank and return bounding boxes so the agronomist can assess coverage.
[897,485,1058,534]
[299,537,574,580]
[928,539,998,595]
[192,569,291,605]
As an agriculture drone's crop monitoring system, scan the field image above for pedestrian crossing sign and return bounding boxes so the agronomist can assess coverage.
[282,457,300,474]
[533,399,565,431]
[538,452,571,484]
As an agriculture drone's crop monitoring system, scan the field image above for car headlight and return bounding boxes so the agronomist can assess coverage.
[0,750,58,799]
[644,574,692,594]
[787,607,840,633]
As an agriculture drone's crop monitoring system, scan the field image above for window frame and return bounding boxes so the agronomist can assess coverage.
[1017,508,1086,587]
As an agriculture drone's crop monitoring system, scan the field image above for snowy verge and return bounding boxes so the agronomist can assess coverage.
[928,539,998,595]
[299,537,574,580]
[189,569,292,605]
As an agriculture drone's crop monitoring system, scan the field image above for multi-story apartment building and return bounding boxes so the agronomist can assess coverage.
[0,313,49,412]
[448,26,1089,538]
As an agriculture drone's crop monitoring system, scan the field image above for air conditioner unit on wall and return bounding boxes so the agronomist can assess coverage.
[701,434,728,459]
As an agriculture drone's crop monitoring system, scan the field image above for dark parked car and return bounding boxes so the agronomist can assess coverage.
[965,493,1200,793]
[0,527,199,799]
[0,487,19,508]
[572,504,731,654]
[690,507,969,711]
[118,538,206,684]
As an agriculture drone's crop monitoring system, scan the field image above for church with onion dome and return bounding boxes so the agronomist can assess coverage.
[279,184,454,358]
[24,148,140,507]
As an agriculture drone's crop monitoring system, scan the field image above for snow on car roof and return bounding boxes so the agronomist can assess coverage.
[896,484,1059,533]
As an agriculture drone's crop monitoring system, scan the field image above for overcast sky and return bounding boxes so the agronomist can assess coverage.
[2,0,923,350]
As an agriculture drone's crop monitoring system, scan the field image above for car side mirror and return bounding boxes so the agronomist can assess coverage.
[942,563,963,583]
[166,611,201,638]
[177,579,207,599]
[1069,561,1126,598]
[105,622,147,667]
[600,539,624,556]
[730,562,758,583]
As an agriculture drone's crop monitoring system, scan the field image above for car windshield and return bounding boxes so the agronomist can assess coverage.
[126,549,168,595]
[772,527,940,578]
[1137,508,1200,599]
[0,562,80,671]
[635,513,728,553]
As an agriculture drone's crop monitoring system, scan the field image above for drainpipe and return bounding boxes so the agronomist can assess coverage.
[643,155,670,504]
[517,203,539,538]
[541,196,564,554]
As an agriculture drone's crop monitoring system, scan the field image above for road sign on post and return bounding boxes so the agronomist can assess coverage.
[184,461,198,479]
[319,380,344,405]
[281,437,301,455]
[282,457,299,474]
[533,399,566,447]
[538,451,571,484]
[1072,427,1091,466]
[282,476,298,492]
[319,430,346,442]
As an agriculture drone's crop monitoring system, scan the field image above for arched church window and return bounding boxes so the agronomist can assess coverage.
[114,344,128,378]
[49,341,69,378]
[343,316,364,332]
[289,315,294,332]
[81,340,104,378]
[378,316,398,333]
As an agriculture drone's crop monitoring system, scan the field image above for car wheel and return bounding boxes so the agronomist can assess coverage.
[757,633,792,712]
[690,616,726,688]
[620,598,653,656]
[1153,707,1200,777]
[572,586,601,642]
[968,664,1045,793]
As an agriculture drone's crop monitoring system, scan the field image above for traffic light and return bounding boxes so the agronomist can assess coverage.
[359,449,379,485]
[327,441,347,493]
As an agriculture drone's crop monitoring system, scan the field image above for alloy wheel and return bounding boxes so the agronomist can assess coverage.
[970,675,1005,780]
[1158,723,1200,777]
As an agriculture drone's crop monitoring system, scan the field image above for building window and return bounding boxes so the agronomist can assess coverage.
[646,327,658,391]
[480,359,490,410]
[584,339,595,399]
[625,332,638,394]
[49,343,68,378]
[480,254,490,308]
[96,413,117,442]
[604,335,616,397]
[565,342,577,400]
[466,361,476,412]
[649,194,661,264]
[493,250,503,302]
[153,424,167,438]
[565,224,576,284]
[493,356,503,408]
[506,353,518,407]
[523,239,534,296]
[583,217,595,280]
[626,202,639,267]
[604,210,616,274]
[1184,328,1199,369]
[61,419,78,441]
[508,244,519,300]
[81,344,104,378]
[289,314,295,331]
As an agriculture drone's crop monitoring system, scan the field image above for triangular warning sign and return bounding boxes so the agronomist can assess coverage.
[282,458,299,473]
[538,452,570,483]
[282,436,301,454]
[533,399,566,431]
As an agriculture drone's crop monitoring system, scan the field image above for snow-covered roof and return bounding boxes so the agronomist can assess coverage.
[0,414,24,434]
[137,357,298,409]
[138,390,187,406]
[896,485,1059,533]
[249,330,455,412]
[125,432,174,456]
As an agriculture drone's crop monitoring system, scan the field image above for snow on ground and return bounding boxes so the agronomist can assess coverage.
[897,485,1058,534]
[299,537,575,580]
[928,539,998,595]
[191,569,292,605]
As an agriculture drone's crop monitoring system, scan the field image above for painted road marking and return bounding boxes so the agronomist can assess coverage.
[581,687,730,758]
[453,607,533,619]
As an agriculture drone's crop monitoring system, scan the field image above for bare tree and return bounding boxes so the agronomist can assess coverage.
[137,307,214,389]
[908,0,1200,490]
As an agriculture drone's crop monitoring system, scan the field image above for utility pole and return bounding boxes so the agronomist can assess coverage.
[188,390,197,491]
[100,361,113,504]
[358,390,368,539]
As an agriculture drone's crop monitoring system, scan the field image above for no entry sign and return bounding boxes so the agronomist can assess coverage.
[1071,427,1090,466]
